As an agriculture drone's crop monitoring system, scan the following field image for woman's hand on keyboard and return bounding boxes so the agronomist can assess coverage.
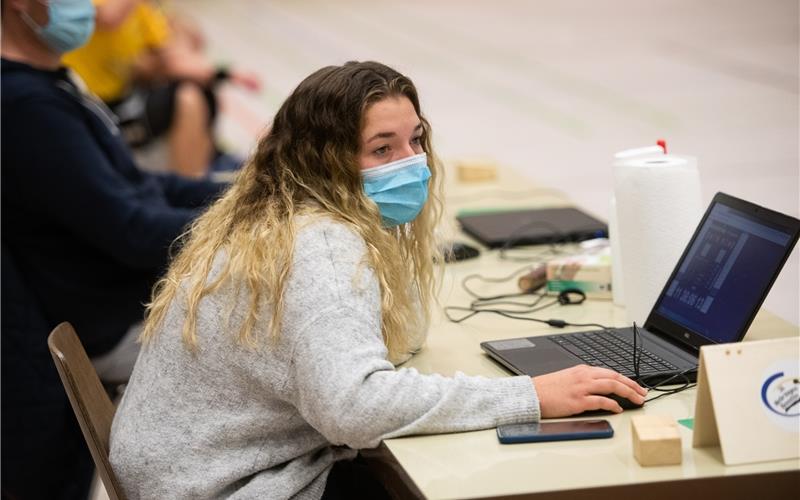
[532,365,648,417]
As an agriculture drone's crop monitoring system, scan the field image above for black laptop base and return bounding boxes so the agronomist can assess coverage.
[481,327,699,385]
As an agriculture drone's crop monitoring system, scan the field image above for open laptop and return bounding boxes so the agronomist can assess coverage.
[481,192,800,383]
[457,207,607,249]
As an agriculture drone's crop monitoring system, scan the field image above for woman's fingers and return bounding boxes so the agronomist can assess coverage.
[584,394,623,413]
[534,364,649,417]
[588,379,647,405]
[587,366,648,396]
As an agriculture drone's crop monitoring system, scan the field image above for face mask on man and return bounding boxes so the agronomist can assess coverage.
[20,0,95,54]
[362,153,431,227]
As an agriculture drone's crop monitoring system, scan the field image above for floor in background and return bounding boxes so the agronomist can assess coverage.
[174,0,798,323]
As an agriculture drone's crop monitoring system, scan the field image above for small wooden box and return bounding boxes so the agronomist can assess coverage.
[631,415,682,466]
[455,160,498,183]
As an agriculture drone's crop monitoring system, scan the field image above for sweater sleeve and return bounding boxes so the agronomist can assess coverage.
[282,220,540,450]
[288,306,540,450]
[3,94,199,269]
[393,286,429,366]
[156,173,227,209]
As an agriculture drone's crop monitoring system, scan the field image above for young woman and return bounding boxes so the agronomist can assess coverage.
[110,61,646,499]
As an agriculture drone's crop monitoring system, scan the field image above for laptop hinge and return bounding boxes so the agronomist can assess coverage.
[644,323,700,359]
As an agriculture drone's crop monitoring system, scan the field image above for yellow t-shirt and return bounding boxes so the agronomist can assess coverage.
[63,0,170,102]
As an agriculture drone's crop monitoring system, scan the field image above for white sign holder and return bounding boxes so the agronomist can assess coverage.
[693,337,800,465]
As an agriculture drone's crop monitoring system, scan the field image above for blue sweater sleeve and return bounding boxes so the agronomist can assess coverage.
[4,93,200,269]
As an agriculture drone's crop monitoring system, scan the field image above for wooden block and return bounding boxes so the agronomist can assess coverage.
[631,415,682,466]
[455,160,498,183]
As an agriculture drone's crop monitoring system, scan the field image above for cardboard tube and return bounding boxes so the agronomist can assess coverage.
[518,265,547,292]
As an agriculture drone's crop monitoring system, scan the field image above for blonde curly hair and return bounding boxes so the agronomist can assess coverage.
[141,61,444,361]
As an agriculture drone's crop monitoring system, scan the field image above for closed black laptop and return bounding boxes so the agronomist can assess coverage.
[457,207,607,249]
[481,192,800,382]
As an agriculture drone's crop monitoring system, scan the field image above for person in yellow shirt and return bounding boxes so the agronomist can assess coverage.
[63,0,260,177]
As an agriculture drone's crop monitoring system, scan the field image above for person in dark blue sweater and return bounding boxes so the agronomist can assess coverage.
[1,0,228,498]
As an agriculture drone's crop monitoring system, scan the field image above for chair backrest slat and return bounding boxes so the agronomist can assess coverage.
[48,322,126,500]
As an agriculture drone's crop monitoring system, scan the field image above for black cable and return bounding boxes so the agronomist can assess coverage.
[632,321,642,379]
[458,266,554,312]
[469,300,550,316]
[643,375,697,403]
[470,295,546,309]
[639,367,698,389]
[628,322,699,400]
[446,262,608,327]
[461,266,536,300]
[629,322,698,400]
[444,304,613,330]
[444,300,560,323]
[644,389,695,403]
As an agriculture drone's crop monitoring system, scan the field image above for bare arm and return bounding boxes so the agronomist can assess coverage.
[94,0,141,31]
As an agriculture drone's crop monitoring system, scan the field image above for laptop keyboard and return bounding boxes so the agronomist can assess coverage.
[549,330,678,377]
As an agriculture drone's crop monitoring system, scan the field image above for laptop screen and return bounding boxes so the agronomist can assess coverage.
[652,199,796,344]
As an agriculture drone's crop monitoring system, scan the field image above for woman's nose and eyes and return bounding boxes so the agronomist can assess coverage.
[358,96,424,170]
[370,134,422,163]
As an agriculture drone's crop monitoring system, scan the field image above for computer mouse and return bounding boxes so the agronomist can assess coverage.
[572,394,644,417]
[444,242,480,262]
[604,393,645,411]
[575,393,644,417]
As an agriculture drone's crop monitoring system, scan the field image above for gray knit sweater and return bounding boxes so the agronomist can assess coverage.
[109,217,540,499]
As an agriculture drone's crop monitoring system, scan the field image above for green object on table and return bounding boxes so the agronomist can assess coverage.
[678,418,694,430]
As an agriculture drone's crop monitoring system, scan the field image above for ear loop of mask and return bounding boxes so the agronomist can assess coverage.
[19,7,47,36]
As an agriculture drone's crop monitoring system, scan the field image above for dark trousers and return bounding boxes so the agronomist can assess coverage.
[322,454,391,500]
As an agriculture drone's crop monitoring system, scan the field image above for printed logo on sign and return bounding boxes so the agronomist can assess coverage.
[761,371,799,417]
[760,361,800,433]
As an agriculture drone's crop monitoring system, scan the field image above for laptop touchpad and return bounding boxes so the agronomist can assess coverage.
[491,338,580,376]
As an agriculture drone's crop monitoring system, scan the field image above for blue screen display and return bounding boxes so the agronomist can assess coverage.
[654,204,793,343]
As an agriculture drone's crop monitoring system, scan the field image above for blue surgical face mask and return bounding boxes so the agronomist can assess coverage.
[21,0,96,54]
[362,153,431,227]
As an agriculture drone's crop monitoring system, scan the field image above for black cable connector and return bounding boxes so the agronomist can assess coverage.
[546,319,567,328]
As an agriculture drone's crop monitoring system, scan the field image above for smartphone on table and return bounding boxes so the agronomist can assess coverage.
[496,419,613,444]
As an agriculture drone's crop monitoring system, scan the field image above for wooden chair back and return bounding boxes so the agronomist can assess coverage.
[47,322,126,500]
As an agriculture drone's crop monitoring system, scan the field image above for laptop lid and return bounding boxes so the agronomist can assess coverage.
[456,207,607,249]
[644,192,800,353]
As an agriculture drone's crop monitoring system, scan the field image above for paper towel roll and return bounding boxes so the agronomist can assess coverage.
[609,144,665,307]
[614,155,702,325]
[609,196,625,306]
